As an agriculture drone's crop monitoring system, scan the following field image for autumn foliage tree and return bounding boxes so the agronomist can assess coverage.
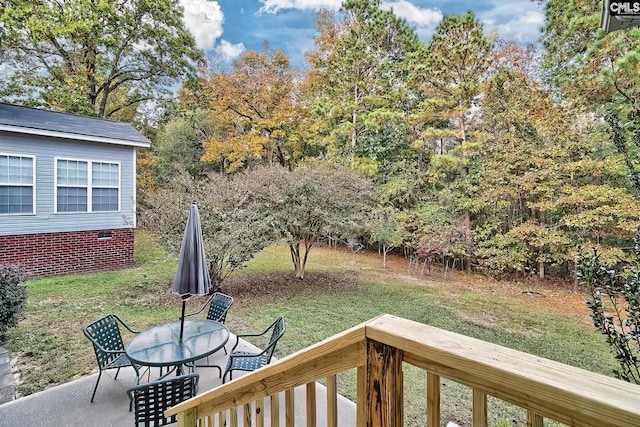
[201,47,310,172]
[476,58,639,276]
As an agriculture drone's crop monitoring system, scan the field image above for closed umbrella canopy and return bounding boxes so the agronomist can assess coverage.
[173,202,211,339]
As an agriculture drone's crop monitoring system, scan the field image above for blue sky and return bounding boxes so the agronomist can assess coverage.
[179,0,546,69]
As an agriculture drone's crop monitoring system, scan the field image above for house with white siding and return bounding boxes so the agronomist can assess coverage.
[0,103,151,278]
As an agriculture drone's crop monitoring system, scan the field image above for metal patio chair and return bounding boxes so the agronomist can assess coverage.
[184,291,234,324]
[83,314,141,403]
[128,373,199,427]
[223,316,285,383]
[184,292,234,374]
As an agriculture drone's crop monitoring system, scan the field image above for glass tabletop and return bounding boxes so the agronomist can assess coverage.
[125,319,229,367]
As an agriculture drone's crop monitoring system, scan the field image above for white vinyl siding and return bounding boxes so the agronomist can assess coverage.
[0,153,35,215]
[0,133,136,236]
[55,158,120,213]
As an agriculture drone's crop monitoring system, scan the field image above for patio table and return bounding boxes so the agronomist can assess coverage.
[125,319,229,376]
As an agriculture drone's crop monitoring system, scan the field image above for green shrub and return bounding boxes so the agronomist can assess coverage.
[579,245,640,384]
[0,265,28,343]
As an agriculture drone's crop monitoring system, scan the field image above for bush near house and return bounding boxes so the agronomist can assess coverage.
[0,265,28,343]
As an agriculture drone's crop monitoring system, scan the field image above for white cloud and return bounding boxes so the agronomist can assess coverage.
[179,0,224,50]
[380,1,442,27]
[216,40,246,62]
[478,1,545,44]
[259,0,342,14]
[489,10,544,43]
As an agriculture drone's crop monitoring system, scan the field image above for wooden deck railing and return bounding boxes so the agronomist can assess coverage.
[165,314,640,427]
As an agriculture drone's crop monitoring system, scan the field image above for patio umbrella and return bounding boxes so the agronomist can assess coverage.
[173,202,211,340]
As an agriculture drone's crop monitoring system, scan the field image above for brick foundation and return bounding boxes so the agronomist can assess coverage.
[0,229,134,279]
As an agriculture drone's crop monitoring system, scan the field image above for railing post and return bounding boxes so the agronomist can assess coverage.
[365,339,403,427]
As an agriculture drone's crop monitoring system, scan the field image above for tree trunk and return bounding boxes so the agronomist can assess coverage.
[289,242,303,280]
[290,240,313,280]
[352,83,359,149]
[86,45,98,108]
[352,109,358,149]
[459,108,472,272]
[538,261,544,279]
[463,211,472,272]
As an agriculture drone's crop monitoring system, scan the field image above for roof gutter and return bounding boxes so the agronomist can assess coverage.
[0,124,151,148]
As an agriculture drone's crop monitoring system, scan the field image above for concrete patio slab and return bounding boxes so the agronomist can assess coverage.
[0,336,356,427]
[0,348,14,406]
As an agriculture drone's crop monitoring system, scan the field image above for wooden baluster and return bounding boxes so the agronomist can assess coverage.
[219,410,227,427]
[306,382,317,427]
[271,393,280,427]
[356,366,366,427]
[256,398,264,427]
[427,372,440,427]
[472,389,487,427]
[527,411,543,427]
[285,389,295,427]
[244,403,252,427]
[230,407,238,427]
[177,408,197,427]
[327,375,338,427]
[365,339,403,427]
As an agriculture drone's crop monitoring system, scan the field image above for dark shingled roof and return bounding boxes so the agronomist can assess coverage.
[0,103,150,146]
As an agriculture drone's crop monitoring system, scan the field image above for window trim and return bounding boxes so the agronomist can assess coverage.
[54,157,121,214]
[0,152,36,216]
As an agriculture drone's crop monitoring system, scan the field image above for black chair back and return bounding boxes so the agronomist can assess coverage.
[83,313,140,403]
[128,373,199,427]
[84,314,126,370]
[206,292,234,323]
[265,316,285,363]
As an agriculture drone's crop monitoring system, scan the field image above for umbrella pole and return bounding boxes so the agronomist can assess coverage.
[179,299,187,341]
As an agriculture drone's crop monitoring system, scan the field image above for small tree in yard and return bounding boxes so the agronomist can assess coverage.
[579,241,640,384]
[244,162,374,279]
[368,205,405,269]
[143,171,272,289]
[0,265,28,343]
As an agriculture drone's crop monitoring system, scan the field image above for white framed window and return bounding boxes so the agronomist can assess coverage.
[91,161,119,211]
[56,159,88,213]
[55,158,120,213]
[0,153,35,215]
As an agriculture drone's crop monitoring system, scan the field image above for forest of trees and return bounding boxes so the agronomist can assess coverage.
[3,0,640,281]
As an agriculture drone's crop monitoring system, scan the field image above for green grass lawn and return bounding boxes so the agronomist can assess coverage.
[4,231,617,427]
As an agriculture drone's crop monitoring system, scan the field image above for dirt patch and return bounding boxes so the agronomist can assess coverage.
[380,251,591,322]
